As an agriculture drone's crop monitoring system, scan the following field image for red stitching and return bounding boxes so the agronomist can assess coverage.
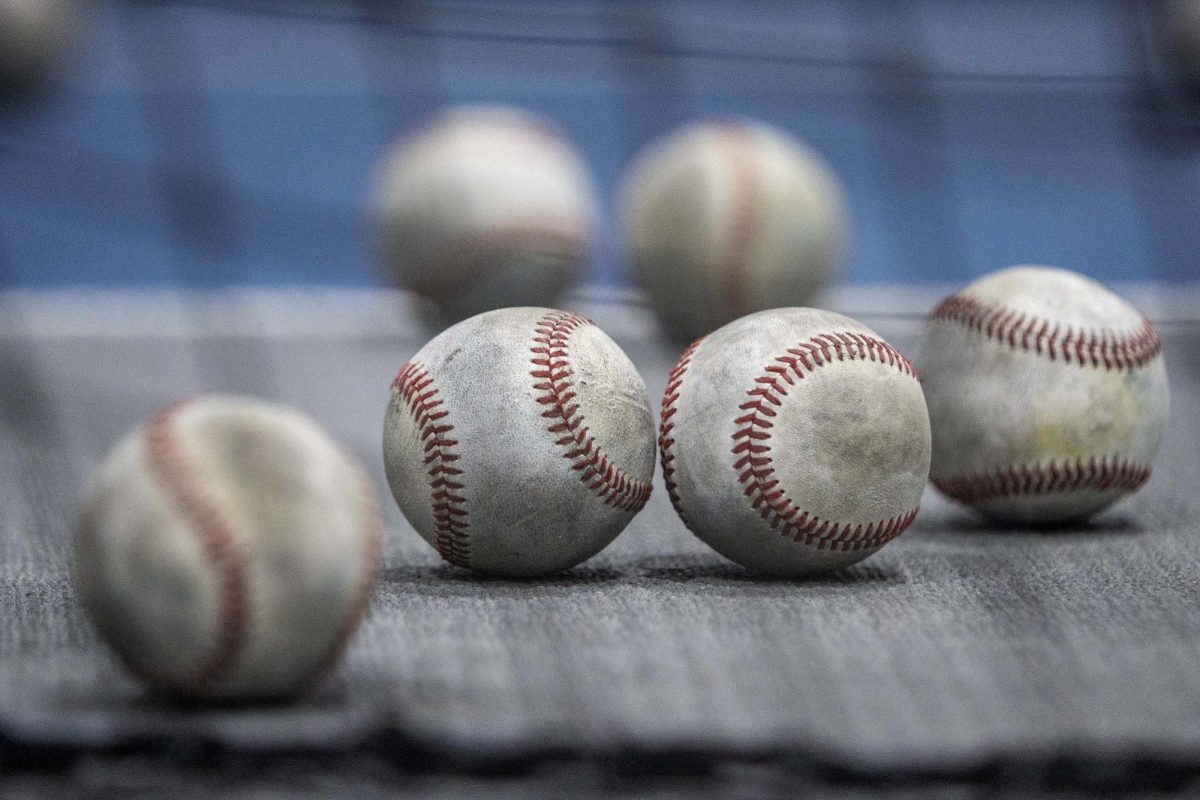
[930,294,1161,370]
[932,456,1151,505]
[717,126,763,320]
[531,311,653,512]
[659,336,705,523]
[145,399,250,690]
[732,332,921,551]
[392,362,470,567]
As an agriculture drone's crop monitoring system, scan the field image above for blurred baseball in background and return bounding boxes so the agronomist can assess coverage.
[620,119,847,343]
[919,266,1170,525]
[372,105,599,324]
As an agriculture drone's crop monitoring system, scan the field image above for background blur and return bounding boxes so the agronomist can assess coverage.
[1,0,1197,292]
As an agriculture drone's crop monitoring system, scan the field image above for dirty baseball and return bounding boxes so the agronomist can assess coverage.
[384,306,656,577]
[918,265,1169,525]
[659,308,931,576]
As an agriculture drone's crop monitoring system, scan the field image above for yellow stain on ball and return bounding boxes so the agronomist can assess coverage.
[1026,371,1139,462]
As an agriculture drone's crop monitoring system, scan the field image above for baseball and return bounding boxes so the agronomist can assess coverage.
[660,308,930,576]
[372,105,599,323]
[919,266,1169,525]
[0,0,75,91]
[383,307,655,577]
[620,119,847,343]
[74,396,383,701]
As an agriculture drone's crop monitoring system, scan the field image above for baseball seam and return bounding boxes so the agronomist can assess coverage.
[718,126,763,320]
[392,362,471,568]
[930,293,1160,504]
[144,399,250,690]
[659,336,705,524]
[932,456,1151,505]
[930,294,1162,370]
[531,311,653,513]
[733,332,921,552]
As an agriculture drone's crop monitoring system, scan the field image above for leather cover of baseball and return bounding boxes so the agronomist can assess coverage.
[660,308,930,576]
[919,265,1169,525]
[384,307,656,577]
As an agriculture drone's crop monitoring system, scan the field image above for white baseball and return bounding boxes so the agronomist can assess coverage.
[372,105,599,323]
[660,308,930,576]
[621,120,847,343]
[383,307,656,577]
[74,396,382,701]
[0,0,75,90]
[918,266,1170,525]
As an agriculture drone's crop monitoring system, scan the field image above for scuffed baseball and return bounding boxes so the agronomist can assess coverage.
[74,396,382,702]
[384,307,655,577]
[919,266,1169,525]
[372,105,599,323]
[621,120,847,343]
[660,308,930,576]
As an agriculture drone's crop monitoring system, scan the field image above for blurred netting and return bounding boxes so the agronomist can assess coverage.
[0,0,1197,290]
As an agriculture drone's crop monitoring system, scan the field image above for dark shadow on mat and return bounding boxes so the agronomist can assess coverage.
[46,687,351,716]
[629,553,907,587]
[378,557,907,591]
[378,563,626,595]
[908,508,1146,541]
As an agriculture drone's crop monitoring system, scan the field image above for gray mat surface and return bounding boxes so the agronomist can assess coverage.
[1,290,1198,793]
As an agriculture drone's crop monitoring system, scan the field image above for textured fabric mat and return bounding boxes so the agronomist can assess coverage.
[0,290,1197,789]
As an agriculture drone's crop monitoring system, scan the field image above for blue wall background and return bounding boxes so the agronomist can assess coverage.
[0,0,1197,288]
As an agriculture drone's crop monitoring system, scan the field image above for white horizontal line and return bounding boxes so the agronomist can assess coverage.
[0,283,1195,340]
